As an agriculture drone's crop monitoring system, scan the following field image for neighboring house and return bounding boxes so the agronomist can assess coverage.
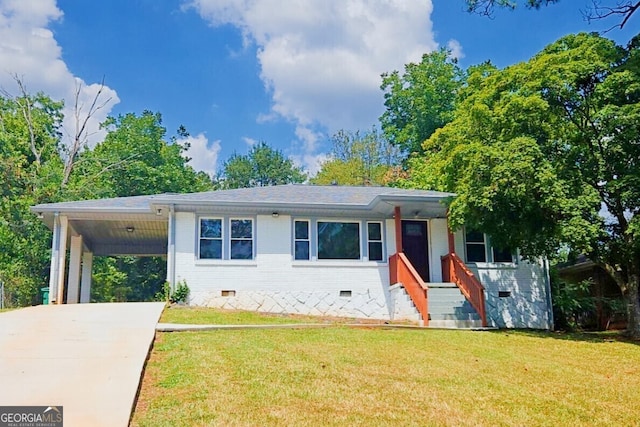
[558,255,626,330]
[32,185,552,329]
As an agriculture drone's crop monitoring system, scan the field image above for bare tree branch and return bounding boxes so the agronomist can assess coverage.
[61,76,112,187]
[585,0,640,30]
[466,0,638,30]
[6,75,41,166]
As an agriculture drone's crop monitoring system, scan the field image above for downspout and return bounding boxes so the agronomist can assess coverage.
[167,205,177,292]
[48,212,60,304]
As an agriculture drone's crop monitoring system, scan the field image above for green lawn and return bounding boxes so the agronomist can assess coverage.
[133,309,640,426]
[160,305,385,325]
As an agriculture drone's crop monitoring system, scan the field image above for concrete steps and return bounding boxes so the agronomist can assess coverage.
[428,283,483,328]
[390,282,484,328]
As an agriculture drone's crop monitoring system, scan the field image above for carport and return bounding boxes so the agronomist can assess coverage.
[31,195,172,304]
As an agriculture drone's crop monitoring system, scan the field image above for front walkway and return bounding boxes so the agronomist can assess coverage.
[0,302,165,426]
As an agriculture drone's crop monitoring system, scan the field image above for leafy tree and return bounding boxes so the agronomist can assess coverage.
[216,141,306,189]
[67,111,212,198]
[465,0,639,30]
[380,48,465,156]
[0,91,64,306]
[407,33,640,337]
[66,111,212,302]
[0,86,214,305]
[312,128,403,186]
[90,257,166,303]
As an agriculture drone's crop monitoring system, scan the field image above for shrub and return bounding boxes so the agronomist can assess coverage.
[155,280,190,304]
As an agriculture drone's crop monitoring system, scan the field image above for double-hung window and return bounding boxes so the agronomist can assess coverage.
[492,246,514,263]
[198,217,254,260]
[230,219,253,260]
[367,222,383,261]
[464,228,514,263]
[294,220,310,260]
[199,218,223,259]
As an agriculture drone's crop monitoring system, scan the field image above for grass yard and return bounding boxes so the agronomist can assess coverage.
[160,305,385,325]
[133,309,640,426]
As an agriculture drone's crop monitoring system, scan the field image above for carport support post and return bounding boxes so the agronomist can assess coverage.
[167,205,176,292]
[47,213,60,304]
[67,235,83,304]
[48,214,68,304]
[80,252,93,303]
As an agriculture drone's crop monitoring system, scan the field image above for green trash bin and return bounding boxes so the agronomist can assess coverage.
[41,287,49,305]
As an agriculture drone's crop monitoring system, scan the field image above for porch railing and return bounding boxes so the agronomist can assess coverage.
[441,253,487,327]
[390,252,429,326]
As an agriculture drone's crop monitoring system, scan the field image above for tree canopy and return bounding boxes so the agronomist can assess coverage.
[68,111,212,198]
[0,95,213,306]
[380,48,465,156]
[405,32,640,336]
[0,91,64,305]
[216,142,306,189]
[311,128,402,186]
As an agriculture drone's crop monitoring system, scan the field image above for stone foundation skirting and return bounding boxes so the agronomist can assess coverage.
[189,289,393,320]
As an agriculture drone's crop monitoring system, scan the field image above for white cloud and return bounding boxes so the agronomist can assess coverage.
[447,39,464,60]
[242,136,258,147]
[0,0,119,150]
[186,0,437,172]
[294,125,323,154]
[290,152,328,178]
[180,133,221,176]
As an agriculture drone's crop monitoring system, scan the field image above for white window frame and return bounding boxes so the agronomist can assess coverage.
[317,220,361,260]
[198,217,223,260]
[229,217,254,260]
[293,219,311,260]
[197,216,255,261]
[464,229,487,263]
[292,218,385,263]
[464,228,516,264]
[366,221,384,261]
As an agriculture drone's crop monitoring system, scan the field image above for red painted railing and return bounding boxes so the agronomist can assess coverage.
[390,252,429,326]
[441,253,487,327]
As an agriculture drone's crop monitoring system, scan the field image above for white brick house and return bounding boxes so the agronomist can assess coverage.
[32,185,553,329]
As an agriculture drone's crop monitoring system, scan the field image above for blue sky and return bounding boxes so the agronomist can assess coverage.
[0,0,636,177]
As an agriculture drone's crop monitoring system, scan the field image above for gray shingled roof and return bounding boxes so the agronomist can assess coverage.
[150,185,453,207]
[32,185,454,213]
[32,194,157,213]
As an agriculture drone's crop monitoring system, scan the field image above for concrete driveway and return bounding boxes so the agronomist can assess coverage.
[0,302,165,426]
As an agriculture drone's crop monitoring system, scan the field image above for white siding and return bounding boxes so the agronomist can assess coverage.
[452,229,552,329]
[385,218,397,256]
[429,218,449,282]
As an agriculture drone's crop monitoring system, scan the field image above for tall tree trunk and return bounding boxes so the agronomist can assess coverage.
[625,275,640,338]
